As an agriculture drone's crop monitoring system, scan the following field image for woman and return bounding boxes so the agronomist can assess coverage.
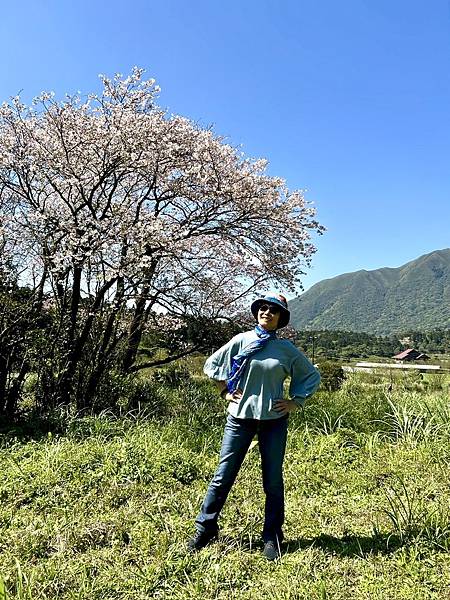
[188,294,321,560]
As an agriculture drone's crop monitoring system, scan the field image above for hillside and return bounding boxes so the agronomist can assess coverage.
[290,249,450,335]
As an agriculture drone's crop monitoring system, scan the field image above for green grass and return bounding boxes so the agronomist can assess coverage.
[1,373,450,599]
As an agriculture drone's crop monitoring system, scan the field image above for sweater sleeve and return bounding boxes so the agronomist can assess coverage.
[203,335,242,381]
[289,351,321,406]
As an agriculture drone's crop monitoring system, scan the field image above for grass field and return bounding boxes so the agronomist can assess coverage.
[1,370,450,599]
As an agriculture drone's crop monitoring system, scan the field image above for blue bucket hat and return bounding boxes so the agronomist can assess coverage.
[250,294,290,329]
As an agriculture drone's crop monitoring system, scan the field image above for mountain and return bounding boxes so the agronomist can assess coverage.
[290,249,450,335]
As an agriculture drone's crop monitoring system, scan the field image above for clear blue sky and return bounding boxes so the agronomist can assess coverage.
[1,0,449,293]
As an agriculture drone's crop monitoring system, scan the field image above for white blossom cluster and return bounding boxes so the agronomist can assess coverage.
[0,68,324,317]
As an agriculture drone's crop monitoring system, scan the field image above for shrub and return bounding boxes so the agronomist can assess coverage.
[426,372,446,392]
[81,371,164,417]
[317,361,345,391]
[152,364,191,388]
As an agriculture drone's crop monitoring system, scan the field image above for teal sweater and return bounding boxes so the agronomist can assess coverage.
[204,330,321,420]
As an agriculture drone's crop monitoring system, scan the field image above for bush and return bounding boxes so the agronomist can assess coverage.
[151,364,191,388]
[83,371,165,417]
[317,361,345,391]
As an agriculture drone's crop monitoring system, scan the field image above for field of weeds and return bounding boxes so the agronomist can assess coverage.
[1,371,450,599]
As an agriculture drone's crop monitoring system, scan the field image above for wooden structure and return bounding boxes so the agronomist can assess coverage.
[344,362,441,373]
[393,348,430,362]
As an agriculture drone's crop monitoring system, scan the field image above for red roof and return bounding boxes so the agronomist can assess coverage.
[393,349,417,360]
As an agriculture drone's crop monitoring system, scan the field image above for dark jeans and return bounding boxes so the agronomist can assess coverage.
[195,413,288,542]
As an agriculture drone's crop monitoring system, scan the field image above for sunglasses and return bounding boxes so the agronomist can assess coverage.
[258,304,280,315]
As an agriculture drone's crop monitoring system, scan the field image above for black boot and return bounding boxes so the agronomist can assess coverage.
[187,529,218,552]
[263,539,281,561]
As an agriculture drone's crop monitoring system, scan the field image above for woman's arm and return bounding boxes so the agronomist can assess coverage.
[203,335,242,381]
[289,352,321,406]
[274,353,320,415]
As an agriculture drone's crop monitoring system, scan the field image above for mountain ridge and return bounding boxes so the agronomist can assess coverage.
[290,249,450,335]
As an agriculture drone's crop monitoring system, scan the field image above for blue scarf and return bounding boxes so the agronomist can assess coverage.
[226,325,277,394]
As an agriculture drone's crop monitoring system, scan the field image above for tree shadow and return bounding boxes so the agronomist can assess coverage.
[218,533,264,552]
[216,531,405,557]
[0,413,65,445]
[283,532,405,557]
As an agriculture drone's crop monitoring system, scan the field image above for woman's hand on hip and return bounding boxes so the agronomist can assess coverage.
[273,399,298,416]
[226,388,243,403]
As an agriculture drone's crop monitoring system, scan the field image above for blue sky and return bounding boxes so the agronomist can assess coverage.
[1,0,449,294]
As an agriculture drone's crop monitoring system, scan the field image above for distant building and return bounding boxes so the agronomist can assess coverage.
[345,362,440,373]
[393,348,430,362]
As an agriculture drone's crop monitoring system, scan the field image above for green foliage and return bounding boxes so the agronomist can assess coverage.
[380,397,437,445]
[152,364,191,388]
[381,475,450,549]
[0,575,6,600]
[0,280,48,417]
[2,268,449,423]
[2,372,450,598]
[3,298,249,419]
[400,328,450,354]
[295,327,450,362]
[300,380,390,435]
[317,361,345,391]
[290,249,450,335]
[296,329,403,360]
[140,318,245,364]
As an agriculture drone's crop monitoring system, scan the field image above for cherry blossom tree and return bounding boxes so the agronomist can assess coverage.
[0,68,324,411]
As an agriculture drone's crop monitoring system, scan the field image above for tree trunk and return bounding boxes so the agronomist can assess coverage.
[4,359,29,417]
[121,284,150,373]
[82,278,125,408]
[0,354,8,415]
[57,266,82,404]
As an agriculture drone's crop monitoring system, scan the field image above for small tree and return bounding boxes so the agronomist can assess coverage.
[0,68,324,412]
[318,361,345,392]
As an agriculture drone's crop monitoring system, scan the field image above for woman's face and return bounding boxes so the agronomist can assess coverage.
[257,303,280,330]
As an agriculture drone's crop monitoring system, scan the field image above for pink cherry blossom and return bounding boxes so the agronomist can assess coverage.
[0,68,324,407]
